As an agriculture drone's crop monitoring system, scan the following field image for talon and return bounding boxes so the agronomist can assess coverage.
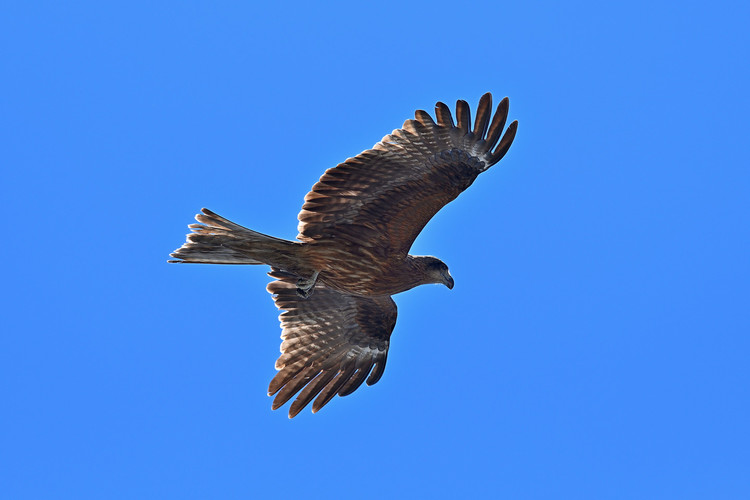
[295,270,320,299]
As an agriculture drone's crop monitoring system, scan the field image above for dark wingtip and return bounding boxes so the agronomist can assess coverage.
[455,99,471,134]
[473,93,493,137]
[288,404,303,419]
[434,101,454,127]
[485,98,508,148]
[491,119,518,163]
[414,109,435,126]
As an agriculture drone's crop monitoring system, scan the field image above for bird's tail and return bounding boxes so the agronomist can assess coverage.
[169,208,311,274]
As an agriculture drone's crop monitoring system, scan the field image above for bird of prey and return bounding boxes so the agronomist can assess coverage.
[169,93,518,418]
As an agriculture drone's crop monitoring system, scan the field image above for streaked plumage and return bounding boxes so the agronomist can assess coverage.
[170,93,518,417]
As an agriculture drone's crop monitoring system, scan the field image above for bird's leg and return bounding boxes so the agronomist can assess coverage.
[296,270,320,298]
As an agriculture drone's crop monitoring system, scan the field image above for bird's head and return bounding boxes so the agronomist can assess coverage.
[420,256,454,289]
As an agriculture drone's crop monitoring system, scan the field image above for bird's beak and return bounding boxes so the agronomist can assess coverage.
[443,271,454,290]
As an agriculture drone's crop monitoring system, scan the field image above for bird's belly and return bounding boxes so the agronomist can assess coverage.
[319,265,397,296]
[307,245,410,296]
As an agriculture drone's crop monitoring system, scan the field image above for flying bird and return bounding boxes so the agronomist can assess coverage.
[170,93,518,417]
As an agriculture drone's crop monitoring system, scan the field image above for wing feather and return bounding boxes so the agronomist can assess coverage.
[288,370,338,418]
[297,93,518,256]
[485,97,510,152]
[492,120,518,163]
[414,109,436,126]
[337,366,372,397]
[472,93,492,138]
[271,366,320,411]
[266,271,397,417]
[311,363,357,413]
[455,99,471,135]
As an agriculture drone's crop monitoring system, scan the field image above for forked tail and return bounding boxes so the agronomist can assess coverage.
[169,208,310,274]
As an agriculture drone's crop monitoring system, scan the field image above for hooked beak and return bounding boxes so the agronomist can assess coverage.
[443,270,454,290]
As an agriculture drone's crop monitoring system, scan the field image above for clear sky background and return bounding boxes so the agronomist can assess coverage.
[3,1,749,498]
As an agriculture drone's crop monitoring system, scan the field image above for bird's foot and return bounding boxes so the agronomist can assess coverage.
[296,270,320,298]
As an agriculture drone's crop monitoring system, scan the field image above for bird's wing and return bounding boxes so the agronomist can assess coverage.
[297,92,518,258]
[266,270,397,418]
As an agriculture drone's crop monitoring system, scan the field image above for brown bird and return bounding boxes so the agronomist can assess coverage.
[169,93,518,417]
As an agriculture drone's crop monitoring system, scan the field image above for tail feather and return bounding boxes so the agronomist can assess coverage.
[169,209,308,273]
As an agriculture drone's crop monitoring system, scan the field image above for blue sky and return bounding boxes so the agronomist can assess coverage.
[3,1,749,498]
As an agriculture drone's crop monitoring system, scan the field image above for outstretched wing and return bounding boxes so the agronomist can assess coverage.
[266,270,397,418]
[297,92,518,257]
